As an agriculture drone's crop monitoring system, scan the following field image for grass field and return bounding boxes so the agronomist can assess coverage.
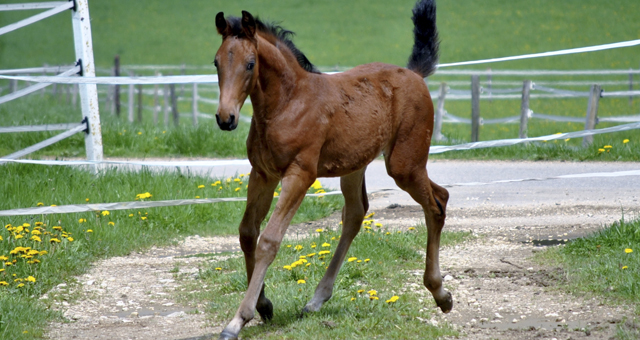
[0,163,343,339]
[177,222,471,339]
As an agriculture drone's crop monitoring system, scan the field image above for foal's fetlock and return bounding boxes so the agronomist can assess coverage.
[256,298,274,322]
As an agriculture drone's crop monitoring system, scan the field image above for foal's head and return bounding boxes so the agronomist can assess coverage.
[214,11,259,131]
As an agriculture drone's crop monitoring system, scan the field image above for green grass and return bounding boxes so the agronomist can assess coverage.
[177,223,471,339]
[1,0,638,69]
[0,163,342,340]
[538,216,640,309]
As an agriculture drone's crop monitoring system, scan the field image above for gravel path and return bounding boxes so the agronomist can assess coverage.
[44,198,638,340]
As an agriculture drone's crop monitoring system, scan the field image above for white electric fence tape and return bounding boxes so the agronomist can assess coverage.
[2,169,640,217]
[436,39,640,68]
[429,121,640,154]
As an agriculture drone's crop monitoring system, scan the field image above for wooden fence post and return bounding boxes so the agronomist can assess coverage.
[41,64,48,97]
[170,84,179,126]
[487,68,492,102]
[9,79,17,93]
[136,84,143,123]
[629,69,634,106]
[519,80,532,139]
[153,71,160,125]
[128,71,135,123]
[433,82,446,142]
[163,84,170,127]
[114,55,121,117]
[582,84,601,148]
[192,83,199,126]
[471,75,481,142]
[180,63,186,96]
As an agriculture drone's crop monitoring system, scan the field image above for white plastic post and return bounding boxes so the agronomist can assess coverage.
[71,0,103,173]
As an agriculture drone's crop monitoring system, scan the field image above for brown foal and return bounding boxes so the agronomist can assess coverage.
[213,0,450,338]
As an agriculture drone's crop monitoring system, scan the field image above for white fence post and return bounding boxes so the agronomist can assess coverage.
[433,82,446,142]
[71,0,103,173]
[519,80,532,139]
[582,84,602,148]
[192,83,198,126]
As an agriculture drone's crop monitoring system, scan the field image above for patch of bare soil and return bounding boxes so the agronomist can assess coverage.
[45,203,638,340]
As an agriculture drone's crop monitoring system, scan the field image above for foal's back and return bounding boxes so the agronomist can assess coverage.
[312,62,434,178]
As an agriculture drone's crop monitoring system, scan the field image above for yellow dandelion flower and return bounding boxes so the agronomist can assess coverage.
[311,244,316,248]
[136,192,152,200]
[31,230,41,235]
[22,223,30,227]
[386,232,391,235]
[311,180,322,190]
[108,222,115,226]
[363,220,372,225]
[294,245,303,251]
[364,259,370,262]
[386,296,399,303]
[68,237,74,242]
[625,248,633,253]
[287,245,292,248]
[603,145,612,149]
[364,226,371,230]
[198,184,205,189]
[0,236,2,241]
[350,297,356,301]
[36,202,44,207]
[368,289,377,296]
[30,236,41,242]
[0,281,8,286]
[365,212,375,218]
[53,226,62,231]
[195,196,201,198]
[35,222,43,227]
[306,263,311,267]
[322,243,330,247]
[129,214,134,217]
[50,238,61,243]
[370,296,379,300]
[212,181,221,186]
[357,260,362,263]
[375,223,382,227]
[0,256,7,261]
[273,192,279,197]
[215,267,222,271]
[86,229,93,233]
[15,235,24,240]
[347,257,357,262]
[233,178,241,183]
[101,211,110,216]
[78,218,86,223]
[623,139,629,144]
[141,216,147,220]
[234,188,241,192]
[598,148,605,153]
[307,253,316,257]
[622,266,628,270]
[17,283,24,288]
[299,255,307,259]
[316,228,323,233]
[85,198,90,202]
[0,269,3,273]
[4,262,12,266]
[39,250,48,255]
[283,265,292,270]
[318,250,330,255]
[408,227,416,231]
[357,289,365,293]
[137,131,142,135]
[26,276,36,283]
[297,279,306,284]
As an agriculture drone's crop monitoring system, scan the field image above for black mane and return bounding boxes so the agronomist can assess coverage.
[227,16,319,74]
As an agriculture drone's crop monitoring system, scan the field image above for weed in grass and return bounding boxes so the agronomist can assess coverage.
[179,220,471,339]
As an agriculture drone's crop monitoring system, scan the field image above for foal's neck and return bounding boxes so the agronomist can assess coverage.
[250,36,308,122]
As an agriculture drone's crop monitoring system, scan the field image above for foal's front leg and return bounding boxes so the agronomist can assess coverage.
[237,169,279,321]
[219,167,315,340]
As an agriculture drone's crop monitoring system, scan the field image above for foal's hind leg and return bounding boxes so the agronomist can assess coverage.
[385,154,453,313]
[238,168,279,321]
[302,168,368,314]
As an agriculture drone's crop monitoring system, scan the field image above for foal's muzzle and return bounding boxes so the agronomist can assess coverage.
[216,113,237,131]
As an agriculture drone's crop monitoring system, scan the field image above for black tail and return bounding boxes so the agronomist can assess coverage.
[407,0,440,78]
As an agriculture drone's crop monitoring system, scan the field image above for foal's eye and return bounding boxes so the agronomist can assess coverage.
[213,59,219,68]
[246,61,255,71]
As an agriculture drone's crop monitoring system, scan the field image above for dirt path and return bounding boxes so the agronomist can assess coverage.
[45,202,638,340]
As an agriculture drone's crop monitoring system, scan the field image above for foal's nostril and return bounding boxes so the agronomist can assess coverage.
[228,114,236,125]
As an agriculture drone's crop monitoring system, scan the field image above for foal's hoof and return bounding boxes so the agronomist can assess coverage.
[218,330,238,340]
[436,291,453,313]
[256,298,274,322]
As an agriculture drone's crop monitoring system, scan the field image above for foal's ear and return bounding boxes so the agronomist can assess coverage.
[215,12,229,37]
[241,10,257,37]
